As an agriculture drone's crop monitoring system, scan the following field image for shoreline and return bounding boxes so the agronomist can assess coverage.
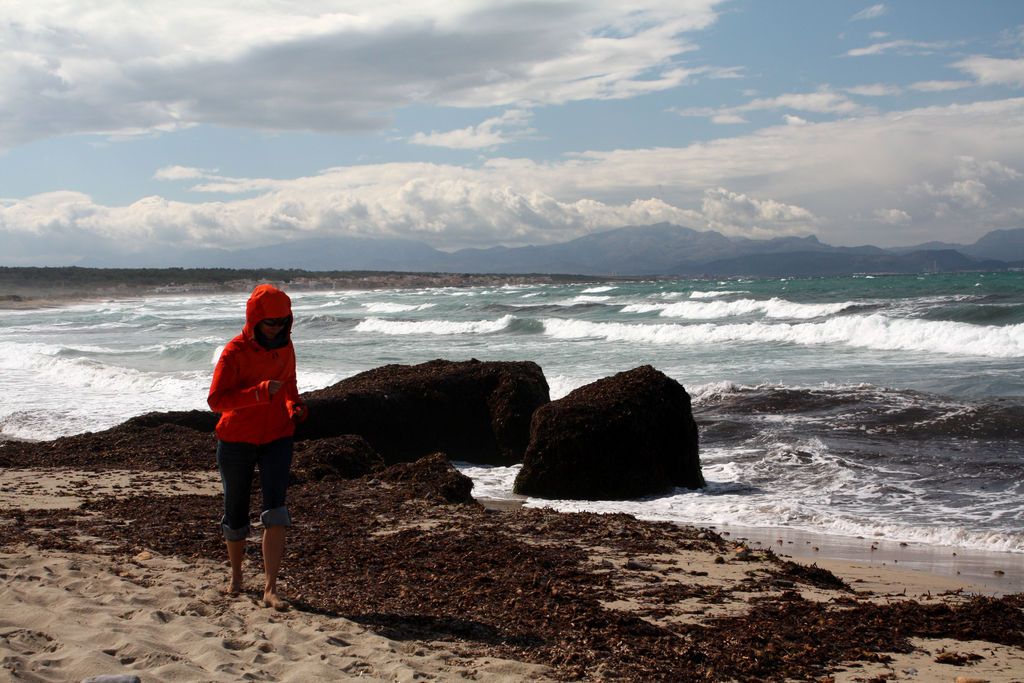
[478,498,1024,596]
[707,522,1024,596]
[5,467,1021,596]
[2,469,1023,681]
[0,270,626,310]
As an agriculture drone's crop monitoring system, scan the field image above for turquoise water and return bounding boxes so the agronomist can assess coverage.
[1,272,1022,554]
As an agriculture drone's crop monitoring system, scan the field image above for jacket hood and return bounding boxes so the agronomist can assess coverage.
[243,284,293,341]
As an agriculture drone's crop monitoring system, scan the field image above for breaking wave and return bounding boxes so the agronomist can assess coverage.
[354,315,517,336]
[541,314,1024,358]
[362,302,437,313]
[621,297,853,320]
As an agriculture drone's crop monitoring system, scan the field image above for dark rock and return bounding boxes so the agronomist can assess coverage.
[514,365,703,500]
[378,452,476,504]
[296,359,549,466]
[0,360,547,471]
[292,435,384,483]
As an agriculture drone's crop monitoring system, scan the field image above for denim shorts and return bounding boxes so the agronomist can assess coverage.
[217,437,293,541]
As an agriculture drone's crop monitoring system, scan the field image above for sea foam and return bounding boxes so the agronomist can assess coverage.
[362,302,437,313]
[453,461,1024,554]
[540,315,1024,358]
[622,297,851,320]
[355,315,516,336]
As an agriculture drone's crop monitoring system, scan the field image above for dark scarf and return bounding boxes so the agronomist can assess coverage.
[255,325,289,350]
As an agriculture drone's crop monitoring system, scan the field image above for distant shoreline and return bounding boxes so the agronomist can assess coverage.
[0,266,633,309]
[7,264,1015,310]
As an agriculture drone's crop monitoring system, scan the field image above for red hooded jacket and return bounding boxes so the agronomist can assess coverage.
[208,284,307,444]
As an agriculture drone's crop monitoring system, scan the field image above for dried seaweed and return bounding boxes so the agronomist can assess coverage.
[2,475,1022,682]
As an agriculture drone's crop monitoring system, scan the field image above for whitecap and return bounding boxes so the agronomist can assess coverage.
[540,315,1024,358]
[355,315,516,336]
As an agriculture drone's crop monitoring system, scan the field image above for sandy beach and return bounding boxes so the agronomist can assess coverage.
[1,466,1023,682]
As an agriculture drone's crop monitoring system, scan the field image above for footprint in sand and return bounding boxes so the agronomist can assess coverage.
[221,637,254,651]
[1,629,60,656]
[149,610,174,624]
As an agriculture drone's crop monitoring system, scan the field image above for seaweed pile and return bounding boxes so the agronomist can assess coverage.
[3,457,1023,681]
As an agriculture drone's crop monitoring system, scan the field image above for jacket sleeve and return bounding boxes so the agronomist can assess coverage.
[283,355,308,422]
[207,345,271,413]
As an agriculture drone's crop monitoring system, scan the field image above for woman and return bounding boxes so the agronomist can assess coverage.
[208,283,307,610]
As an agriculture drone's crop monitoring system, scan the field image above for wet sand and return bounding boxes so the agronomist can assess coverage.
[711,522,1024,595]
[479,495,1024,595]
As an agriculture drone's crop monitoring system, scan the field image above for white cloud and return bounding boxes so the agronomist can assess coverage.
[845,83,901,97]
[747,89,860,114]
[4,97,1024,261]
[408,109,535,149]
[677,87,861,122]
[909,80,972,92]
[953,155,1021,182]
[700,188,818,237]
[906,154,1022,215]
[158,168,284,194]
[851,4,888,22]
[845,40,951,58]
[898,157,1024,221]
[911,179,991,209]
[0,171,702,256]
[409,126,510,149]
[153,165,219,181]
[953,56,1024,88]
[711,112,749,124]
[873,208,911,225]
[0,0,726,148]
[705,66,746,80]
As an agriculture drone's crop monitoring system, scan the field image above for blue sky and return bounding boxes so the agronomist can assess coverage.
[2,1,1024,266]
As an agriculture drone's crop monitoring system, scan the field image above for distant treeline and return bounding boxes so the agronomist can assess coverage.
[0,266,610,302]
[1,266,392,288]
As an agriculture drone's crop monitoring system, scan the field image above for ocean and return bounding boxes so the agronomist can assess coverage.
[2,272,1023,572]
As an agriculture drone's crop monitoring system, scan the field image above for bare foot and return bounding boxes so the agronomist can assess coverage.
[262,590,290,611]
[223,581,242,597]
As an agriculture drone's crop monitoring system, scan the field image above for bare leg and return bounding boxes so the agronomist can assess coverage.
[225,539,245,595]
[262,525,289,610]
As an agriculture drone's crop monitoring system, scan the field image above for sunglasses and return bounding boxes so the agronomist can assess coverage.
[261,317,290,327]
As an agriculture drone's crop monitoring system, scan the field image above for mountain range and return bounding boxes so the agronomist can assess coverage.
[84,224,1024,277]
